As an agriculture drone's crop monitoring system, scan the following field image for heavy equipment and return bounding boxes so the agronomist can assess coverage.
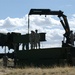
[0,9,75,66]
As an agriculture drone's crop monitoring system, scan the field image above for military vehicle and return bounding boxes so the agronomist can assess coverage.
[0,9,75,66]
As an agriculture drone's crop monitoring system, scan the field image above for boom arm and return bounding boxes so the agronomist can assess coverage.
[29,9,70,33]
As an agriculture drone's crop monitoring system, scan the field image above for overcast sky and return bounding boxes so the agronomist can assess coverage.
[0,0,75,52]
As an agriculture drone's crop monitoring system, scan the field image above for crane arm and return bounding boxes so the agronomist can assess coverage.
[29,9,63,15]
[29,9,70,33]
[58,15,70,33]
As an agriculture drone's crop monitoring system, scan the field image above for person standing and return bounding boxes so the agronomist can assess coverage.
[29,31,35,49]
[69,31,74,46]
[35,30,40,49]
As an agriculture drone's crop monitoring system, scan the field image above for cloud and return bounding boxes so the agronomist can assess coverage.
[68,14,75,31]
[0,15,28,33]
[29,15,64,48]
[0,20,4,26]
[0,14,75,50]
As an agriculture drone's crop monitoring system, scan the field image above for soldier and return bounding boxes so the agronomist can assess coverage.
[69,31,74,46]
[29,31,35,49]
[34,30,40,49]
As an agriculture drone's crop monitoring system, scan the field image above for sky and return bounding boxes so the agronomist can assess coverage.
[0,0,75,53]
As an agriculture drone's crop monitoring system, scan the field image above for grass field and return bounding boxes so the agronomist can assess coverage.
[0,66,75,75]
[0,59,75,75]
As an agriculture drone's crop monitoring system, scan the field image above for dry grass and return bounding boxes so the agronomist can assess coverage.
[0,59,75,75]
[0,66,75,75]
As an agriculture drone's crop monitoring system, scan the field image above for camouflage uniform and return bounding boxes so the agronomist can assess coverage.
[30,31,35,49]
[34,30,40,49]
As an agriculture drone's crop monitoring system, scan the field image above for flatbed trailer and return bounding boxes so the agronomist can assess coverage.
[0,47,75,66]
[15,47,75,66]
